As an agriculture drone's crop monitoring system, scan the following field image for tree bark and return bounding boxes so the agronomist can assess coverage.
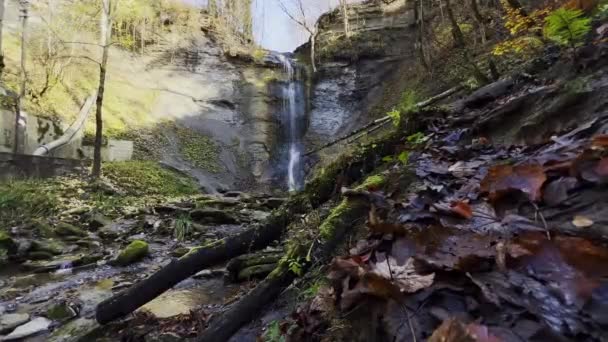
[92,0,113,178]
[0,0,6,76]
[339,0,350,38]
[415,0,431,71]
[196,192,373,342]
[14,1,28,155]
[470,0,487,44]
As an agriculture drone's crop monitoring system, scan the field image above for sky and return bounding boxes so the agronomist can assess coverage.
[182,0,353,52]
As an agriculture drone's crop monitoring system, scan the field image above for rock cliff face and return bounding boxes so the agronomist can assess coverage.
[299,0,419,156]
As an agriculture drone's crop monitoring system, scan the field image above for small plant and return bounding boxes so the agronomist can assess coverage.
[174,214,192,241]
[387,108,401,126]
[398,151,410,165]
[263,321,286,342]
[544,8,591,49]
[407,132,426,145]
[287,257,304,276]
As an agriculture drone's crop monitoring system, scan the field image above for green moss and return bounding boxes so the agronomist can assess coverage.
[55,223,87,237]
[103,161,199,196]
[355,174,386,191]
[175,126,221,173]
[46,303,75,321]
[30,240,64,255]
[115,240,149,266]
[0,231,17,254]
[318,199,353,240]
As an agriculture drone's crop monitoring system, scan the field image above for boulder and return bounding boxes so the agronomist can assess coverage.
[170,247,190,258]
[46,302,79,321]
[30,240,64,256]
[189,208,238,224]
[88,213,111,230]
[113,240,149,266]
[1,317,51,340]
[54,223,87,238]
[0,313,30,334]
[0,232,17,255]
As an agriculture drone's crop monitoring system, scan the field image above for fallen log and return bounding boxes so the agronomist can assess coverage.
[95,131,404,325]
[196,175,383,342]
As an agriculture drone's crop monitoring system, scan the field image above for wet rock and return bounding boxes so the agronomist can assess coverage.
[189,208,238,224]
[242,210,270,222]
[0,232,17,255]
[88,213,111,230]
[55,223,87,238]
[262,197,287,209]
[237,264,277,281]
[1,317,51,340]
[26,251,55,260]
[98,228,119,240]
[154,204,190,215]
[0,313,30,334]
[30,240,64,256]
[170,247,190,258]
[31,220,55,238]
[145,332,183,342]
[46,301,79,321]
[113,240,149,266]
[62,207,89,216]
[197,197,241,209]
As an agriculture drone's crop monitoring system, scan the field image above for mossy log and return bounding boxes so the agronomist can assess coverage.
[195,178,380,342]
[95,132,403,325]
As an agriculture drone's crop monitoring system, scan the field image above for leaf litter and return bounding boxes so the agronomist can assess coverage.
[269,122,608,341]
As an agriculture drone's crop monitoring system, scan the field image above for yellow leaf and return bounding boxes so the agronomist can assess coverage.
[572,215,594,228]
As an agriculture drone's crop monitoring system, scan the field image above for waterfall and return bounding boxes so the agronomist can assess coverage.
[277,54,304,191]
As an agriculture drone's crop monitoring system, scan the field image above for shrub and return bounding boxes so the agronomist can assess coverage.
[0,179,59,226]
[544,8,592,49]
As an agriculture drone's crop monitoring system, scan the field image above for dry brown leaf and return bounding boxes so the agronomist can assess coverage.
[572,215,594,228]
[591,135,608,150]
[480,163,547,202]
[370,254,435,293]
[428,318,502,342]
[450,201,473,219]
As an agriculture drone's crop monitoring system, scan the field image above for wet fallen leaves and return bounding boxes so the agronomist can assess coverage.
[276,127,608,341]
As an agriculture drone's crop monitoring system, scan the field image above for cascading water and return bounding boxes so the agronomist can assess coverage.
[277,54,305,191]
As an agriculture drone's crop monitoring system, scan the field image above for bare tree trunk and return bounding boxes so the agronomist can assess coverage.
[140,18,145,54]
[310,25,317,73]
[415,0,430,71]
[444,0,489,85]
[14,1,29,155]
[470,0,487,44]
[339,0,350,38]
[92,0,113,178]
[0,0,6,76]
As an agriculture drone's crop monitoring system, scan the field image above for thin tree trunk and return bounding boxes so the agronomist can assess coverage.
[15,1,28,155]
[415,0,430,71]
[140,18,145,54]
[92,0,113,178]
[470,0,487,44]
[0,0,6,76]
[445,0,489,85]
[339,0,350,38]
[310,26,317,73]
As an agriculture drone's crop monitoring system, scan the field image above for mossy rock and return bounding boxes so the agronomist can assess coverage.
[88,213,111,230]
[46,302,76,321]
[170,247,190,258]
[114,240,149,266]
[32,220,55,238]
[27,251,56,260]
[0,231,17,254]
[237,264,277,281]
[55,223,87,238]
[30,240,64,256]
[189,209,238,224]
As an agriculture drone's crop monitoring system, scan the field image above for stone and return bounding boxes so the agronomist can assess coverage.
[0,232,17,255]
[145,332,182,342]
[237,264,276,281]
[113,240,149,266]
[31,221,55,238]
[46,302,79,321]
[30,240,64,256]
[262,197,287,209]
[26,251,55,260]
[0,313,30,334]
[170,247,190,258]
[88,213,111,230]
[1,317,51,340]
[189,208,238,224]
[55,223,87,238]
[98,228,119,240]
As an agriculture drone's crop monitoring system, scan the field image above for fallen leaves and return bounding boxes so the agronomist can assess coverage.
[428,319,502,342]
[371,253,435,293]
[480,163,547,202]
[572,215,594,228]
[450,201,473,219]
